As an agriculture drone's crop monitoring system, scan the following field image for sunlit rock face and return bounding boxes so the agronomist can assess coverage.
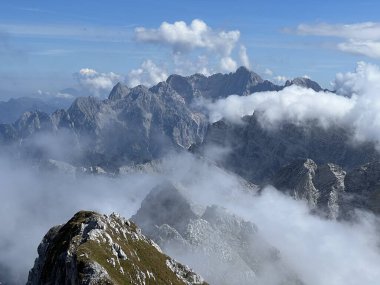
[284,77,323,92]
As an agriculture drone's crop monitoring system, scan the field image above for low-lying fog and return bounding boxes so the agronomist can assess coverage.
[1,151,379,285]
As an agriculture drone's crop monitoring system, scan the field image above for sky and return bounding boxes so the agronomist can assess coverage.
[1,0,380,99]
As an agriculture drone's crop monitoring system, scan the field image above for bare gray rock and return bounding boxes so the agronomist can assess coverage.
[284,77,323,92]
[27,211,206,285]
[273,159,346,219]
[132,182,303,285]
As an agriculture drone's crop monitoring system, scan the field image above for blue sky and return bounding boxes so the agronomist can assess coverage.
[1,0,380,99]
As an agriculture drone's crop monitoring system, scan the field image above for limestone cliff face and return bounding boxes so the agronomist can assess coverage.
[272,159,346,219]
[27,211,206,285]
[272,159,380,218]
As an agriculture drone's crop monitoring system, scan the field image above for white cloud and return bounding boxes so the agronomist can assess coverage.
[74,68,122,97]
[238,45,250,68]
[127,60,168,87]
[333,61,380,96]
[135,19,240,56]
[205,86,353,127]
[220,56,237,72]
[204,61,380,147]
[338,40,380,58]
[296,22,380,59]
[134,19,247,75]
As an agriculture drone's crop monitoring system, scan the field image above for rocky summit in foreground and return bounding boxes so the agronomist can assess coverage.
[27,211,207,285]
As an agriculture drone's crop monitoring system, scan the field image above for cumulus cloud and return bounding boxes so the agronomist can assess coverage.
[135,19,240,56]
[296,22,380,59]
[220,56,238,72]
[134,19,247,74]
[127,59,168,87]
[74,68,122,97]
[204,61,380,147]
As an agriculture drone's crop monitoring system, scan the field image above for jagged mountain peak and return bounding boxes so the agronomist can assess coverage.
[234,65,263,82]
[285,77,322,92]
[108,82,130,100]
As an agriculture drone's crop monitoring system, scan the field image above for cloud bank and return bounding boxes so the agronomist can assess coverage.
[296,22,380,58]
[204,61,380,146]
[1,150,380,285]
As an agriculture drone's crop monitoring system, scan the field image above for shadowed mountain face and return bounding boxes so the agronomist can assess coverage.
[196,113,380,184]
[166,66,281,102]
[0,83,209,169]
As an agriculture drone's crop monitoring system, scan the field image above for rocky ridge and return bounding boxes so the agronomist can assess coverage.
[27,211,207,285]
[0,67,327,171]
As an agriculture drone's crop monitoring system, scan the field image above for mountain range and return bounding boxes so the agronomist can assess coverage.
[1,66,380,284]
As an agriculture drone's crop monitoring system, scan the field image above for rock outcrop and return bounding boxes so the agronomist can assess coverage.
[272,159,346,219]
[132,183,303,285]
[344,161,380,214]
[271,158,380,218]
[27,211,206,285]
[284,77,323,92]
